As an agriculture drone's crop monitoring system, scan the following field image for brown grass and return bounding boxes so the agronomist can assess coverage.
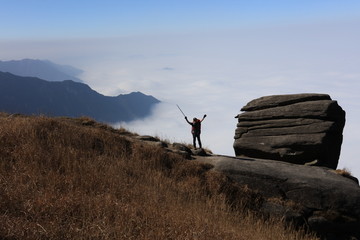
[0,113,319,240]
[333,168,352,177]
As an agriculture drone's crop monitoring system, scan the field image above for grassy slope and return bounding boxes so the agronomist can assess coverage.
[0,113,318,240]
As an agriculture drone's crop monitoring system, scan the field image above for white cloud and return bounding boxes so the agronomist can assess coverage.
[1,20,359,177]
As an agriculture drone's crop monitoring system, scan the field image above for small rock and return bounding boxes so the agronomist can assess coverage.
[172,143,192,154]
[136,135,160,142]
[192,148,208,156]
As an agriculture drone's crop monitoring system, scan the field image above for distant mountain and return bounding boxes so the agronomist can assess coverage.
[0,71,160,123]
[0,59,83,82]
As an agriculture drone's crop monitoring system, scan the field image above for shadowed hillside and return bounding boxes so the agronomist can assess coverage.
[0,113,319,240]
[0,72,160,123]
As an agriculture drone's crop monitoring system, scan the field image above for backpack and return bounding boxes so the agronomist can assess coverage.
[192,119,201,134]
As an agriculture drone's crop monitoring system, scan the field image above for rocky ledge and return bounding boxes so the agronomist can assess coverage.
[136,134,360,240]
[197,154,360,240]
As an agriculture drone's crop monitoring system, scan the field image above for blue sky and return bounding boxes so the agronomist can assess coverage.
[2,1,360,38]
[1,0,360,177]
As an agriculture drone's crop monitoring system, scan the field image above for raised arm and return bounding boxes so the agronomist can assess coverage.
[185,116,192,125]
[200,114,207,122]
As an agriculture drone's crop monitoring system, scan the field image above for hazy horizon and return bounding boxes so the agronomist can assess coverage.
[1,0,359,177]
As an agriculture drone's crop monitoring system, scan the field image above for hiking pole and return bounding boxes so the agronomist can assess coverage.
[176,104,186,117]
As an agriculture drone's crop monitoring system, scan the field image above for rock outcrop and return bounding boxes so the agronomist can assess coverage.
[197,155,360,240]
[132,133,360,239]
[234,93,346,169]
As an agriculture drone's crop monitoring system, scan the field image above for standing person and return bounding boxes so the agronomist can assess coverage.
[185,114,207,149]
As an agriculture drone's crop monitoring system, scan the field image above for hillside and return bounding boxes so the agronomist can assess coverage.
[0,113,318,240]
[0,72,159,123]
[0,59,83,82]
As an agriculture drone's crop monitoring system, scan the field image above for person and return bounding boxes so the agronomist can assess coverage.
[185,114,207,149]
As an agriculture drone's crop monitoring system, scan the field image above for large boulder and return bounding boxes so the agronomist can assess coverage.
[234,93,346,169]
[198,155,360,240]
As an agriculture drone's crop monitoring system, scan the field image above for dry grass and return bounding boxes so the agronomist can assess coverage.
[331,168,358,184]
[333,168,352,177]
[0,113,319,240]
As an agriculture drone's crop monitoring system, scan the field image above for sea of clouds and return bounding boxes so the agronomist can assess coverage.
[1,20,359,177]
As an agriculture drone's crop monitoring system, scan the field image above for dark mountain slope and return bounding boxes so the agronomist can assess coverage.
[0,59,83,82]
[0,71,159,123]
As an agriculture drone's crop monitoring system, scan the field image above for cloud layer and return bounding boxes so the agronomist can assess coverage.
[1,20,360,177]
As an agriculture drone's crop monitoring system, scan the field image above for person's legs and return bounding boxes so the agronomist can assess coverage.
[192,133,197,148]
[196,134,202,149]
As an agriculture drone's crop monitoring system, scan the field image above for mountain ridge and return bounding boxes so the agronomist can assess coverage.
[0,71,160,123]
[0,59,83,82]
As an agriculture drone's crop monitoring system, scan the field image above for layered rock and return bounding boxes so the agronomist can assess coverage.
[234,93,346,169]
[198,155,360,240]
